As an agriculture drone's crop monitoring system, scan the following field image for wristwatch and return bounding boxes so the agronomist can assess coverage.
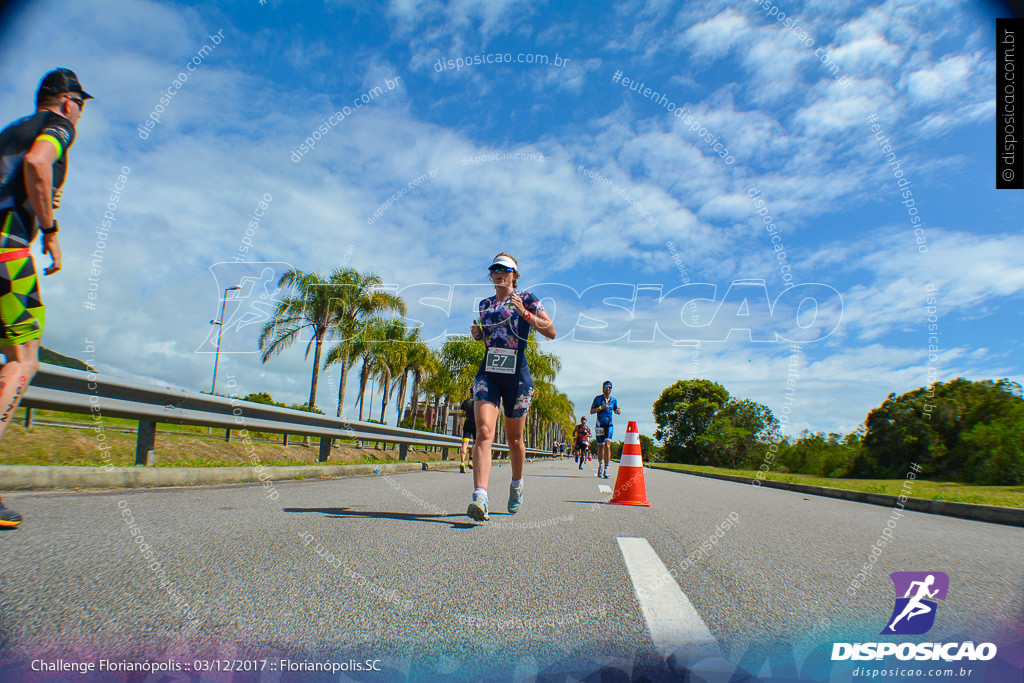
[41,219,59,235]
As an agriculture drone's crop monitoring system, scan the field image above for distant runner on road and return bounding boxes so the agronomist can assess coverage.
[466,253,556,521]
[590,380,620,479]
[573,416,591,469]
[458,395,475,473]
[0,69,92,529]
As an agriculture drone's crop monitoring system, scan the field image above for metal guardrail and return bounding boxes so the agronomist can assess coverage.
[22,366,548,465]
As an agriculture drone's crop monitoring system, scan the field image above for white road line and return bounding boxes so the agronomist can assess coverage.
[616,537,722,658]
[598,484,612,494]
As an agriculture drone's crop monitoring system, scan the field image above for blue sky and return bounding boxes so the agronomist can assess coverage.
[1,0,1020,439]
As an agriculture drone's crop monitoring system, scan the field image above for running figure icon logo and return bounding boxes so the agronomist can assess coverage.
[881,571,949,635]
[196,263,291,354]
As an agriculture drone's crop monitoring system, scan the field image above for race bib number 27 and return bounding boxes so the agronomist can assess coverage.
[485,347,517,374]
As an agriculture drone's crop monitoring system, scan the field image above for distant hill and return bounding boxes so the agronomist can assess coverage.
[39,347,95,372]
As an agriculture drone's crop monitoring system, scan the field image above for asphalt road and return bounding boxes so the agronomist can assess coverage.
[1,458,1021,682]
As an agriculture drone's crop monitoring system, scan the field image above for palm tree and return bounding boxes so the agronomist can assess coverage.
[347,317,407,422]
[416,334,484,438]
[525,335,560,386]
[259,268,341,410]
[420,347,455,434]
[350,320,381,422]
[407,345,437,430]
[322,268,406,418]
[552,390,575,442]
[439,334,485,399]
[392,329,430,427]
[531,384,575,450]
[375,318,410,423]
[522,338,565,448]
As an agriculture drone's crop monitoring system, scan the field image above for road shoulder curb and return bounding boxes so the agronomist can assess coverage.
[648,465,1024,527]
[0,461,466,491]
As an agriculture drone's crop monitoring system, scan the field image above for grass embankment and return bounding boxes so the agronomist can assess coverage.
[647,462,1024,509]
[1,408,444,468]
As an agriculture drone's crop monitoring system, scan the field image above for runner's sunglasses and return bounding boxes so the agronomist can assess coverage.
[488,265,515,274]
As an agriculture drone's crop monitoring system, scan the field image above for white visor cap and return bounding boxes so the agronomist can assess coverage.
[489,255,518,271]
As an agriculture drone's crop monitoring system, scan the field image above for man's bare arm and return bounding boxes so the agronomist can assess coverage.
[23,138,59,231]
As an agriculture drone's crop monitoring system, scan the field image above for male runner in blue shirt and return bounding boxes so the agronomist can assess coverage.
[590,380,620,479]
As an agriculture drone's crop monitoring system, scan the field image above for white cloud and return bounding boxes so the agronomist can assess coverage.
[387,0,538,52]
[680,9,750,58]
[806,228,1024,342]
[739,28,813,101]
[904,54,976,102]
[698,193,752,222]
[831,34,904,72]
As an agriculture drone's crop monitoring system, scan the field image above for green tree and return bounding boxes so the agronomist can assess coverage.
[530,380,574,450]
[856,378,1023,481]
[961,403,1024,485]
[348,317,406,422]
[638,434,662,462]
[653,379,730,463]
[289,402,325,415]
[778,430,860,477]
[402,346,438,431]
[391,328,430,427]
[321,268,406,418]
[242,391,282,407]
[419,346,451,433]
[522,337,566,448]
[412,334,485,436]
[258,268,340,411]
[438,334,485,399]
[374,318,412,423]
[697,399,780,468]
[545,390,576,448]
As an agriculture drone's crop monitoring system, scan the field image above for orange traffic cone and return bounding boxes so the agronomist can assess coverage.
[608,421,650,506]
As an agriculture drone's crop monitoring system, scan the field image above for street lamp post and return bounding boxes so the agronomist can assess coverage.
[210,285,242,395]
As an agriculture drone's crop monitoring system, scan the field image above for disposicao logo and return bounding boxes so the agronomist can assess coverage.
[882,571,948,635]
[832,571,997,662]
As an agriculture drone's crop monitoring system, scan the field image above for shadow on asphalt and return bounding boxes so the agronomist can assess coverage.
[283,506,484,529]
[530,473,591,478]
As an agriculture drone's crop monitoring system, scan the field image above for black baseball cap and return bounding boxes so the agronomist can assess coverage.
[36,68,93,105]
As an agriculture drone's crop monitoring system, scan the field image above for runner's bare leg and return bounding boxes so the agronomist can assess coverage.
[472,401,499,490]
[0,339,40,440]
[504,415,526,481]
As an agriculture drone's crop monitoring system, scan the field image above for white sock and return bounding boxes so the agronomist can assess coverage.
[474,488,488,503]
[511,478,523,488]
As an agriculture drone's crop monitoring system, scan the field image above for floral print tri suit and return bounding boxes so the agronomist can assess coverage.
[471,289,544,418]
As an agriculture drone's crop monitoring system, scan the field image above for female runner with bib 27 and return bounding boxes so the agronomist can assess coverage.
[466,253,556,521]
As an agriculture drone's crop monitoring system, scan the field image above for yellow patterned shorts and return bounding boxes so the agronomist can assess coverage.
[0,248,45,346]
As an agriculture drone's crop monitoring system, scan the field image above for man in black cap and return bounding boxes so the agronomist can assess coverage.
[0,68,92,529]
